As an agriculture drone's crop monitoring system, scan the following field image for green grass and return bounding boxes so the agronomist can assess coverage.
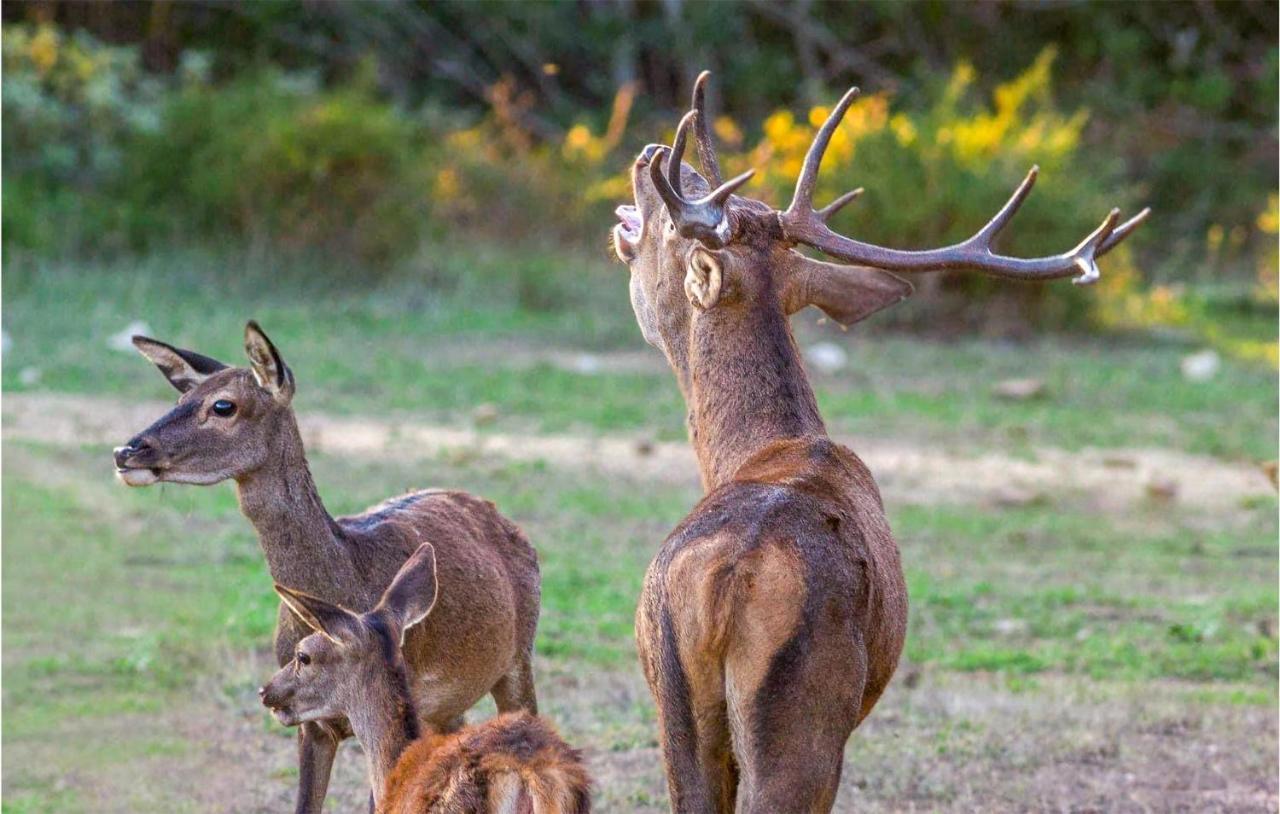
[3,244,1277,810]
[3,247,1276,458]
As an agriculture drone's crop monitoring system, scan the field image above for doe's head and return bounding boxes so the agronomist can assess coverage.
[259,543,439,728]
[112,321,297,487]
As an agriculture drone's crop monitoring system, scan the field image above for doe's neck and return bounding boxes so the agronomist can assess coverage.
[233,415,351,590]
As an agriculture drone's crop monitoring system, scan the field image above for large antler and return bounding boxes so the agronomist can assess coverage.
[649,109,756,249]
[779,88,1150,285]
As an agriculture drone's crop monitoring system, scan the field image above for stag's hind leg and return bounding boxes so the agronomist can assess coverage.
[638,546,741,813]
[726,593,866,813]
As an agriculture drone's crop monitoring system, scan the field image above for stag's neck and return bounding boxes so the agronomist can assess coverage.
[234,419,353,591]
[354,625,423,811]
[684,301,826,491]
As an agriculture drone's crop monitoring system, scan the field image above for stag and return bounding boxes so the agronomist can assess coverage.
[611,73,1145,813]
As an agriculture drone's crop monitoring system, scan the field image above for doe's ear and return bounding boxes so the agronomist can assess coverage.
[244,321,295,403]
[781,254,913,328]
[685,246,724,310]
[133,336,228,394]
[373,543,439,646]
[275,585,358,643]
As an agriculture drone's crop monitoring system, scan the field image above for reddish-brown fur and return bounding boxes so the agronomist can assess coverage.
[383,712,591,814]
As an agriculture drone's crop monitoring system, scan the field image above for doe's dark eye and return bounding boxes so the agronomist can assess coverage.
[296,651,311,666]
[211,399,236,417]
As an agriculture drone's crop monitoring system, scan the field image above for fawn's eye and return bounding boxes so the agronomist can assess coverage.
[211,400,236,417]
[296,651,311,666]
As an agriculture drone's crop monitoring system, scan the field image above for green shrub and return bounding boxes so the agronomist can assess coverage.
[125,68,429,266]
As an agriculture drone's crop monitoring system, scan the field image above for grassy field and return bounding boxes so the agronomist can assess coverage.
[3,248,1277,812]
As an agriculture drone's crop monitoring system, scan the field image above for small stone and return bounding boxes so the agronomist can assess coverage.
[634,438,655,457]
[572,354,602,375]
[1,330,10,356]
[108,320,153,352]
[472,403,499,426]
[19,366,41,386]
[804,342,847,375]
[993,378,1047,401]
[990,486,1046,508]
[994,618,1027,636]
[1145,477,1179,503]
[1180,349,1220,382]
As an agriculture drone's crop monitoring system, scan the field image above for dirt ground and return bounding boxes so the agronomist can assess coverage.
[6,392,1273,514]
[4,392,1276,812]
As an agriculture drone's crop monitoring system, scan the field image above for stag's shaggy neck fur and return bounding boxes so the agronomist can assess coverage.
[233,414,358,594]
[679,269,825,491]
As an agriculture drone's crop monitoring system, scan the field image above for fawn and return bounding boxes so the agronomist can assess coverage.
[113,322,541,813]
[612,72,1146,812]
[262,543,591,814]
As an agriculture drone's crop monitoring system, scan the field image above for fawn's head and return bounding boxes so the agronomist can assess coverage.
[260,543,438,728]
[612,72,1147,358]
[113,321,297,487]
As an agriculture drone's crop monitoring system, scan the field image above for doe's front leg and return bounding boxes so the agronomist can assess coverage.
[294,720,340,814]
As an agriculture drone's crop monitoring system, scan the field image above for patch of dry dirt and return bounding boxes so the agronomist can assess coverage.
[5,392,1273,513]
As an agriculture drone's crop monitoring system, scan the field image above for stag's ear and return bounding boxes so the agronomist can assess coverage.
[244,321,295,404]
[275,585,358,643]
[373,543,439,646]
[781,254,913,328]
[685,246,725,310]
[133,336,228,394]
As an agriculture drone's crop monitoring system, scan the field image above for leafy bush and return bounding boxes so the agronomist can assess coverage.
[124,67,428,264]
[1,24,203,253]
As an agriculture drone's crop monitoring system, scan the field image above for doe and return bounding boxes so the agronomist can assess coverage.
[113,321,541,813]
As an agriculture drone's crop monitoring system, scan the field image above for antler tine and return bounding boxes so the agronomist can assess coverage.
[668,110,697,197]
[973,166,1038,244]
[692,70,723,187]
[817,187,864,221]
[788,86,861,218]
[1098,207,1151,255]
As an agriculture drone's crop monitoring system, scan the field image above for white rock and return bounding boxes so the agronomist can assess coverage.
[1,330,10,356]
[19,366,41,386]
[805,342,848,375]
[572,353,602,375]
[109,321,153,352]
[1180,349,1220,382]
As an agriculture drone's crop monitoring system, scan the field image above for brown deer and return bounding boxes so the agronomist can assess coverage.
[262,543,591,814]
[611,73,1147,812]
[112,322,541,813]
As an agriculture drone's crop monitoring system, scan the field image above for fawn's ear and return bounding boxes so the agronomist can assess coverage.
[275,585,358,643]
[374,543,439,646]
[685,246,725,310]
[244,321,295,403]
[132,336,228,394]
[781,254,913,328]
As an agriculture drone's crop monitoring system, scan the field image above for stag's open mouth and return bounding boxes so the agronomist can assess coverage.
[613,205,641,262]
